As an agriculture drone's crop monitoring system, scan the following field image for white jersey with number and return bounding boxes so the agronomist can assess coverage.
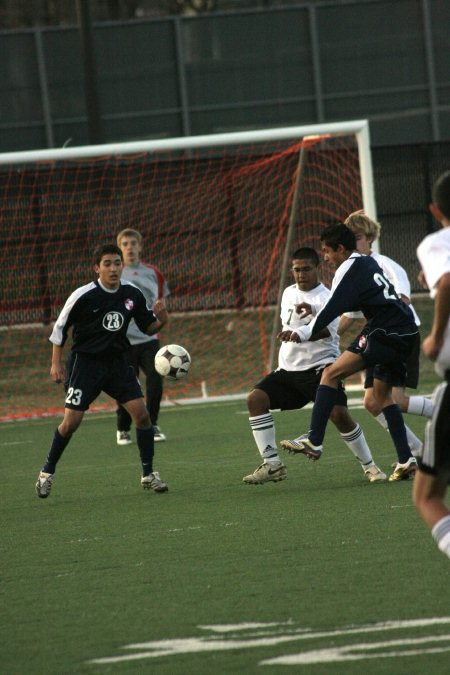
[417,227,450,376]
[278,282,340,372]
[121,262,170,345]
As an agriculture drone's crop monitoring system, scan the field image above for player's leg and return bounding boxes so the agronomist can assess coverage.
[243,384,286,484]
[36,353,99,498]
[413,380,450,559]
[365,384,424,457]
[280,356,363,461]
[140,340,165,441]
[305,350,365,451]
[109,356,168,492]
[330,404,386,482]
[116,346,137,445]
[371,377,417,480]
[122,396,168,492]
[393,332,433,420]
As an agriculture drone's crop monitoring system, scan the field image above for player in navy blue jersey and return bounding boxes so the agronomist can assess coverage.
[280,223,419,481]
[35,244,169,499]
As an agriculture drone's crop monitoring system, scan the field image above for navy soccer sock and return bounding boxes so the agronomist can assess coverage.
[137,427,155,476]
[43,428,72,474]
[309,384,338,446]
[382,403,412,464]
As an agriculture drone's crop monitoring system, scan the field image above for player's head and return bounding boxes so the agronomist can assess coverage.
[93,244,123,290]
[116,228,142,246]
[320,223,356,251]
[93,243,123,266]
[320,223,356,270]
[344,210,380,255]
[290,247,320,291]
[431,170,450,223]
[116,228,142,264]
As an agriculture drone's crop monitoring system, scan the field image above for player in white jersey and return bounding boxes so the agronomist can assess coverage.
[243,247,385,485]
[415,169,450,561]
[343,210,431,461]
[116,228,170,445]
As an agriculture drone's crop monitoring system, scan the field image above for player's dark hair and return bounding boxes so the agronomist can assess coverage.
[432,170,450,220]
[291,247,320,266]
[93,244,123,266]
[320,223,356,252]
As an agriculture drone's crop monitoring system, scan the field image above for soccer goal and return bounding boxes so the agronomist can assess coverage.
[0,120,375,420]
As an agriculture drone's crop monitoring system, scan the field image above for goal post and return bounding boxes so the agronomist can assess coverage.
[0,120,376,421]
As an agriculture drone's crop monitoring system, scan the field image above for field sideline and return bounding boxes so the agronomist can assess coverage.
[1,400,449,674]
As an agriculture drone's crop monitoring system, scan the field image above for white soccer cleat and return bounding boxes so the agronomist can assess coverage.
[281,434,322,460]
[117,430,133,445]
[243,461,287,484]
[141,471,168,492]
[35,471,54,498]
[364,464,387,483]
[153,425,166,442]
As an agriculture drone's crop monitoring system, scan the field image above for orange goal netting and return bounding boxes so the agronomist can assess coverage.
[0,124,373,420]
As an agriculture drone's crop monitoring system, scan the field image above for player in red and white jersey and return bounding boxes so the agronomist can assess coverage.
[116,228,170,445]
[415,169,450,561]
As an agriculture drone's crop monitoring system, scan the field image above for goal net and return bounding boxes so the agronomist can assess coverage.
[0,121,375,420]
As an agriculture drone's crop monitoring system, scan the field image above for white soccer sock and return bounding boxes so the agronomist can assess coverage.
[431,514,450,559]
[407,395,433,418]
[249,414,280,464]
[340,423,374,468]
[375,412,423,455]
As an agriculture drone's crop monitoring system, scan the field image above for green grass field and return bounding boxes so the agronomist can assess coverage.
[1,399,450,674]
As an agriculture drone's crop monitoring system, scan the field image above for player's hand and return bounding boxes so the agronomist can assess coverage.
[50,363,64,383]
[418,269,429,290]
[153,299,168,323]
[295,302,312,317]
[277,330,294,342]
[422,333,442,361]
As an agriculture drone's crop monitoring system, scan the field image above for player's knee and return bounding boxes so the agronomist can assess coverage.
[134,410,151,428]
[247,388,269,416]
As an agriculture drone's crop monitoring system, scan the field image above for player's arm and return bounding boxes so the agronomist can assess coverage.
[145,298,169,335]
[50,344,65,384]
[422,272,450,360]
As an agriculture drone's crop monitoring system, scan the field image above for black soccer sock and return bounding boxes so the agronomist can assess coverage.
[382,403,412,464]
[309,384,338,446]
[43,428,72,474]
[137,427,154,476]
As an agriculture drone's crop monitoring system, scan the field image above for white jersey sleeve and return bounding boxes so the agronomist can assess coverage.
[277,283,340,371]
[417,228,450,376]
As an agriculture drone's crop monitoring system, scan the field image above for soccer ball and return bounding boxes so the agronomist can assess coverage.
[154,344,191,380]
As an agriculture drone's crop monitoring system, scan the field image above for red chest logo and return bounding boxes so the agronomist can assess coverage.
[125,299,134,311]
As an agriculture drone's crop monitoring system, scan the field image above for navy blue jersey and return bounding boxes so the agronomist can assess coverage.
[312,253,417,338]
[50,280,157,356]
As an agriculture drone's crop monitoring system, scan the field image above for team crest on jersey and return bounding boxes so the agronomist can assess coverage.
[125,299,134,311]
[358,335,367,349]
[102,312,124,331]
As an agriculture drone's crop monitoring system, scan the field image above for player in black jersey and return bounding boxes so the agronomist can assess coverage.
[35,244,169,499]
[280,223,419,481]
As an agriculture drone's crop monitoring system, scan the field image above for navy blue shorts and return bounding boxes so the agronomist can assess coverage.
[348,326,418,388]
[254,366,347,411]
[64,352,143,411]
[364,330,421,389]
